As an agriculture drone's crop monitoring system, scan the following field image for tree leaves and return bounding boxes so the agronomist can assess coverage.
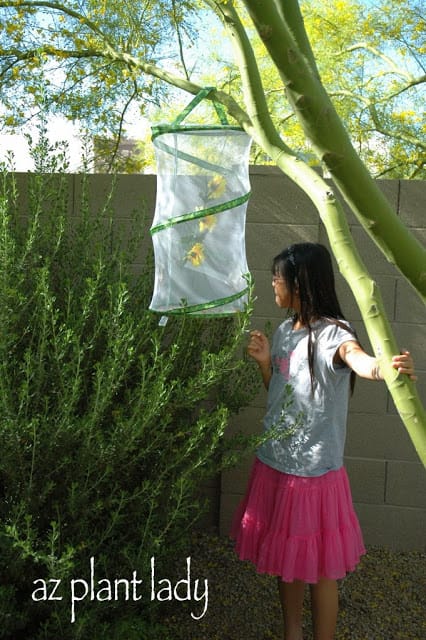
[0,1,199,143]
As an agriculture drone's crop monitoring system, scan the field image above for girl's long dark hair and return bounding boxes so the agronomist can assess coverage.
[272,243,357,393]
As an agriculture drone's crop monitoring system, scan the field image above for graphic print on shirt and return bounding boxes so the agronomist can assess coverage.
[273,351,294,380]
[270,349,300,436]
[270,343,310,454]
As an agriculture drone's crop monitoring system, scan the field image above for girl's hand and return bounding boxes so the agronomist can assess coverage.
[248,330,272,389]
[392,350,417,382]
[247,330,271,365]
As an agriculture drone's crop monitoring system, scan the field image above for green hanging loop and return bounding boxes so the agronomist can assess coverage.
[151,87,237,139]
[212,99,229,126]
[172,87,229,127]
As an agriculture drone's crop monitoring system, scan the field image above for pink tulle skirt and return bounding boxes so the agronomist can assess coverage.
[230,458,366,583]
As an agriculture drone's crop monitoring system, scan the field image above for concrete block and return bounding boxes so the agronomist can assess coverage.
[73,173,157,221]
[353,503,426,551]
[386,461,426,508]
[226,406,265,438]
[72,174,156,266]
[345,458,386,504]
[349,376,389,415]
[15,172,75,217]
[398,180,426,227]
[246,223,319,271]
[316,229,400,325]
[10,170,426,554]
[346,414,419,462]
[115,216,153,264]
[248,169,319,225]
[395,278,426,323]
[318,180,399,230]
[115,174,157,219]
[392,323,426,370]
[349,227,401,276]
[386,372,425,418]
[221,454,254,496]
[376,179,400,210]
[219,492,245,537]
[334,274,397,323]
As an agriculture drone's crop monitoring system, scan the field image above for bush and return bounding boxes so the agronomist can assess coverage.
[0,137,260,638]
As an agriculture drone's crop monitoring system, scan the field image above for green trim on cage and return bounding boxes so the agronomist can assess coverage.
[151,124,242,140]
[151,131,244,176]
[150,284,250,316]
[151,87,244,175]
[150,191,251,235]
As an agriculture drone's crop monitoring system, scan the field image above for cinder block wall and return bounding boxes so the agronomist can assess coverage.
[16,170,424,550]
[220,167,425,551]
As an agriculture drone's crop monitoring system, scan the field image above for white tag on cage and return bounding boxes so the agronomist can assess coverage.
[158,315,169,327]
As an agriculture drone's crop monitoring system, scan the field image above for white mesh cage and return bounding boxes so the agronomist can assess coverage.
[149,89,253,316]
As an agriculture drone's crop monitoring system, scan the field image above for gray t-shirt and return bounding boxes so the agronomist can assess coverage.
[256,318,354,477]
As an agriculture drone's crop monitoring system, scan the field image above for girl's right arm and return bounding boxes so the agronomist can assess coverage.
[337,340,417,381]
[247,330,272,389]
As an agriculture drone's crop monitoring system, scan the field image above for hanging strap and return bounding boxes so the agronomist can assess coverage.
[172,87,229,127]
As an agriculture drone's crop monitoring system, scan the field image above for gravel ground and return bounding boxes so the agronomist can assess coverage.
[163,531,426,640]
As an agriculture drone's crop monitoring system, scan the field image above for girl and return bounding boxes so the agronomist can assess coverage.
[231,243,416,640]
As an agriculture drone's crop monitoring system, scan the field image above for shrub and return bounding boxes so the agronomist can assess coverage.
[0,136,259,638]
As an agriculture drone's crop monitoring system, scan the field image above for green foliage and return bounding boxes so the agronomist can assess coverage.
[0,132,260,638]
[301,0,426,178]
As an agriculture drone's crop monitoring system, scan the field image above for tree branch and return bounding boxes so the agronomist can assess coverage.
[0,1,112,44]
[171,0,191,81]
[1,0,425,461]
[368,103,426,151]
[340,43,414,82]
[105,80,140,172]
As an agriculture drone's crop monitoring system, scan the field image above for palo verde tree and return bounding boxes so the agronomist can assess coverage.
[0,0,424,177]
[0,0,425,462]
[199,0,426,178]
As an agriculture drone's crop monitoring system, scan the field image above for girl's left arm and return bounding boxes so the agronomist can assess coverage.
[336,340,417,381]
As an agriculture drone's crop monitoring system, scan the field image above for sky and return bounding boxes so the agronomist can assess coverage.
[0,116,85,171]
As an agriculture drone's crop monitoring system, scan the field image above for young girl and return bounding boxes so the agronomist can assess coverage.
[231,243,416,640]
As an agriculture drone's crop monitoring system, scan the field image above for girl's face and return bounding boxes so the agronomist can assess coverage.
[272,274,300,311]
